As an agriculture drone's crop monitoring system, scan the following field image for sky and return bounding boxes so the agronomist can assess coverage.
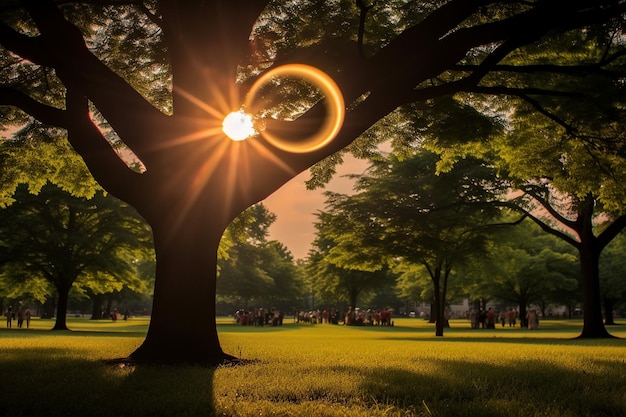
[262,155,369,260]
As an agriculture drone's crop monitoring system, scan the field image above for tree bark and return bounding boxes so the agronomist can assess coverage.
[519,301,528,329]
[52,285,70,330]
[348,289,358,312]
[576,198,613,338]
[432,268,444,336]
[577,239,613,338]
[129,209,234,365]
[90,293,104,320]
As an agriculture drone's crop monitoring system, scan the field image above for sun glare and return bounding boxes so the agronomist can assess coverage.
[222,110,256,141]
[243,64,345,153]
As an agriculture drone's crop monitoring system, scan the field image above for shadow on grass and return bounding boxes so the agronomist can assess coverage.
[0,328,149,338]
[382,337,626,347]
[0,348,217,417]
[352,357,626,417]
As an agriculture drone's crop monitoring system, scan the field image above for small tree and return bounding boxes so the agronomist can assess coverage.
[478,218,579,327]
[308,211,394,312]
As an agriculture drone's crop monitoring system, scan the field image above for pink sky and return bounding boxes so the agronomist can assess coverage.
[262,156,369,259]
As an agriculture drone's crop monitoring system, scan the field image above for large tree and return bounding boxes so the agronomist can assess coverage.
[0,183,152,330]
[1,1,624,364]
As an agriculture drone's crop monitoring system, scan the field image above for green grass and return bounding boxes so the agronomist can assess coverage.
[1,317,625,417]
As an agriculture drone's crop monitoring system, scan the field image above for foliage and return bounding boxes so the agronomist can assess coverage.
[314,149,507,334]
[472,218,579,323]
[307,210,395,310]
[217,203,303,310]
[0,183,153,329]
[0,134,100,206]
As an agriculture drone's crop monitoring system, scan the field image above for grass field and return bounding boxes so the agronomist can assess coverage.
[1,317,624,417]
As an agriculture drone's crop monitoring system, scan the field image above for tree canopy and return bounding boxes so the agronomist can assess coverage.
[0,182,152,329]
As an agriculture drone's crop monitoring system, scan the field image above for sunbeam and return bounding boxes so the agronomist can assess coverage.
[155,63,344,235]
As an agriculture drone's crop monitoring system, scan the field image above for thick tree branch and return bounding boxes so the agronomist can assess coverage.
[0,87,69,127]
[0,21,53,67]
[496,200,581,248]
[453,61,625,79]
[363,0,626,102]
[355,0,376,58]
[313,1,624,168]
[65,87,143,204]
[521,186,580,230]
[597,215,626,251]
[21,0,170,166]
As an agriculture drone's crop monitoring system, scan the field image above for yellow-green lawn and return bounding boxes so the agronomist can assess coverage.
[1,317,624,417]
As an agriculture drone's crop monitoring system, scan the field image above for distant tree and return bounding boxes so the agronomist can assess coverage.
[0,183,152,330]
[217,203,302,310]
[492,154,626,337]
[308,211,394,311]
[476,219,579,327]
[319,150,507,335]
[396,262,466,323]
[259,241,304,311]
[82,258,154,320]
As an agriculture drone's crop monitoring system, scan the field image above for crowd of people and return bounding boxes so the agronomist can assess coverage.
[234,307,395,327]
[468,307,539,329]
[234,307,284,326]
[295,308,394,326]
[4,305,31,329]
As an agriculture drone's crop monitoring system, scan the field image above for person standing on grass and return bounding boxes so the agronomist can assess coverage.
[469,308,478,329]
[526,309,538,330]
[507,309,517,327]
[486,308,495,329]
[25,309,31,328]
[5,306,12,328]
[16,308,24,328]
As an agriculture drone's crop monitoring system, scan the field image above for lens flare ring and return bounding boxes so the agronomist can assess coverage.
[243,64,345,153]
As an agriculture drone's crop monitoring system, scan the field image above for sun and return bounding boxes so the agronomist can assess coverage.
[222,109,256,141]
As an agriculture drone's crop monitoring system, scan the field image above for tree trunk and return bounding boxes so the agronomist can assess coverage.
[129,214,233,366]
[348,289,358,312]
[52,285,70,330]
[577,222,613,338]
[90,293,104,319]
[432,269,444,337]
[519,301,528,329]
